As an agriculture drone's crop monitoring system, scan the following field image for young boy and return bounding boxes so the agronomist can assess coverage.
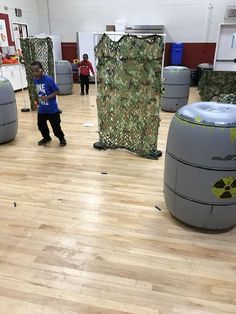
[78,54,95,95]
[31,61,66,147]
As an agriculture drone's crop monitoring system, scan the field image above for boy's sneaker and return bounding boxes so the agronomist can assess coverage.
[59,138,67,147]
[38,138,52,146]
[86,92,89,95]
[80,92,84,96]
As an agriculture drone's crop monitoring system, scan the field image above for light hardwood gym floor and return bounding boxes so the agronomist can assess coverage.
[0,85,236,314]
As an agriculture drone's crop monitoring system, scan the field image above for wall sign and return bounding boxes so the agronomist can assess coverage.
[0,19,9,47]
[0,13,14,49]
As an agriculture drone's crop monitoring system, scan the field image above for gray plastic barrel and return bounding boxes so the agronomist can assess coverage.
[55,60,73,95]
[197,63,213,84]
[164,102,236,230]
[161,66,190,112]
[0,77,18,144]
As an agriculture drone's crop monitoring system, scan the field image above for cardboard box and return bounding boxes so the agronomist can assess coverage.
[106,25,115,31]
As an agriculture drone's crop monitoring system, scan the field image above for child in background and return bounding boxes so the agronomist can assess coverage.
[78,54,95,95]
[31,61,67,147]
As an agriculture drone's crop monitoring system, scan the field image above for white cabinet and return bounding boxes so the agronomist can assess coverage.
[214,24,236,71]
[0,65,28,91]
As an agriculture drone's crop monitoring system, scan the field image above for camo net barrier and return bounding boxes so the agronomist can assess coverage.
[20,37,54,110]
[94,34,164,159]
[198,70,236,102]
[211,94,236,104]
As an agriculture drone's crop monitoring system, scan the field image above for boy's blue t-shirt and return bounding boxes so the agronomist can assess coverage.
[34,75,59,114]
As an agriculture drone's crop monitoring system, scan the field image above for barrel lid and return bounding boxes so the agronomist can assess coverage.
[176,102,236,127]
[0,76,8,84]
[164,66,189,71]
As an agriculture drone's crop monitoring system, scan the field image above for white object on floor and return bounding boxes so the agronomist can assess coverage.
[83,122,94,127]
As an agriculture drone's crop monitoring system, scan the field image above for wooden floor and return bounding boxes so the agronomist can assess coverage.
[0,85,236,314]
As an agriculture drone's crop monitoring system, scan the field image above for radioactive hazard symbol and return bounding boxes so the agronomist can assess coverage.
[212,177,236,199]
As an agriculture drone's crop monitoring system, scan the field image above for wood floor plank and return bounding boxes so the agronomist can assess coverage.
[0,85,235,313]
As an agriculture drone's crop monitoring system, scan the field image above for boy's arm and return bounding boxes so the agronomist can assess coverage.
[40,90,60,101]
[89,62,95,76]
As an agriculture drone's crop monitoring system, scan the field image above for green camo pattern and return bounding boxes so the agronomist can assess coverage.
[198,71,236,101]
[217,94,236,104]
[95,34,164,158]
[20,37,54,111]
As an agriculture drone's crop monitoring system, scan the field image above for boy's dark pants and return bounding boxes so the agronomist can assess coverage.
[80,74,89,94]
[38,112,64,140]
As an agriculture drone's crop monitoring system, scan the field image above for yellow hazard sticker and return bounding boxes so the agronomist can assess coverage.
[212,177,236,199]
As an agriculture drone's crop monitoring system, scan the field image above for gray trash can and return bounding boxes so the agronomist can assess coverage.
[197,63,213,85]
[0,77,18,144]
[164,102,236,230]
[161,66,190,112]
[55,60,73,95]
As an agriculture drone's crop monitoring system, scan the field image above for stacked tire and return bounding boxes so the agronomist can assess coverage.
[164,102,236,230]
[55,60,73,95]
[161,66,190,112]
[0,77,18,144]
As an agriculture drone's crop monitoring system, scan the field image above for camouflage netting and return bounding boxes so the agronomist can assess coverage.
[211,94,236,104]
[94,34,164,159]
[20,37,54,111]
[198,70,236,101]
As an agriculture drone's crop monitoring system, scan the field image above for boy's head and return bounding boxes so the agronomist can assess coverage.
[31,61,44,79]
[83,54,88,61]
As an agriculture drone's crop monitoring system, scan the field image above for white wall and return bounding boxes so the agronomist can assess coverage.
[47,0,236,42]
[37,0,50,35]
[0,0,42,38]
[1,0,235,43]
[208,1,236,42]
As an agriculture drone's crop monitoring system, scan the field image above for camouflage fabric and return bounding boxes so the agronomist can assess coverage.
[94,34,164,159]
[217,94,236,104]
[198,71,236,101]
[20,37,54,111]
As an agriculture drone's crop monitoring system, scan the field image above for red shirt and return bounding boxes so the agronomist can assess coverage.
[78,60,95,76]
